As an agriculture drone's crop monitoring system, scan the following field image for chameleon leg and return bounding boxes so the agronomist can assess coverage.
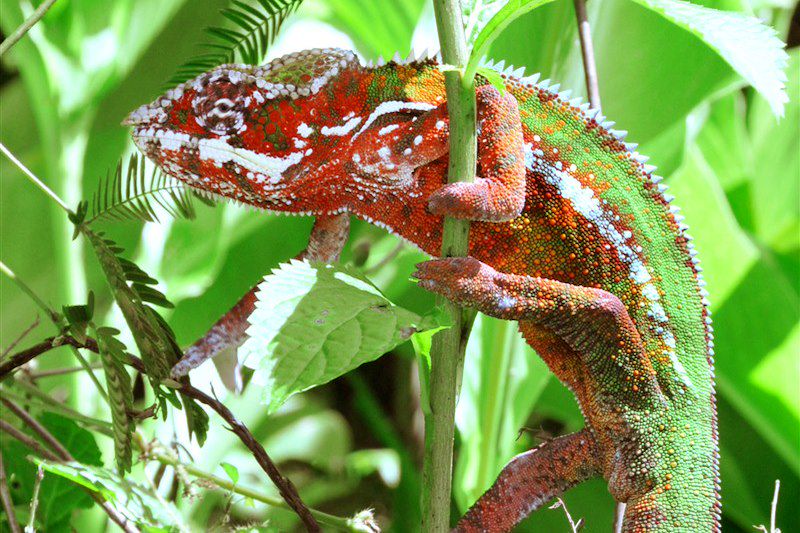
[414,257,669,525]
[453,429,600,533]
[412,257,661,401]
[170,214,350,378]
[427,85,526,222]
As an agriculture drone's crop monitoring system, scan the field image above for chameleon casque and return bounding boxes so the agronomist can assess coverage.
[126,48,720,532]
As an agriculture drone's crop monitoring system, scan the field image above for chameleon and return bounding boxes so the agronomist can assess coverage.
[125,48,720,532]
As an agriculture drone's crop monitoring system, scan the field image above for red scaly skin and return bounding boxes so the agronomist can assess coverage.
[127,48,719,532]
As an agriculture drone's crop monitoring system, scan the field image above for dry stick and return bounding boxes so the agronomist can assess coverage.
[127,357,321,532]
[28,363,104,379]
[0,336,98,380]
[1,398,72,459]
[573,0,601,110]
[0,451,22,533]
[0,420,60,461]
[423,0,478,531]
[0,0,59,58]
[0,402,139,533]
[0,261,108,404]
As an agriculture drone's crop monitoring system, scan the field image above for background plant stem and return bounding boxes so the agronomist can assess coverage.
[422,0,477,530]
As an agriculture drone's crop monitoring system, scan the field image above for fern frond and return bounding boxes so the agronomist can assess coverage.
[87,153,200,225]
[166,0,304,87]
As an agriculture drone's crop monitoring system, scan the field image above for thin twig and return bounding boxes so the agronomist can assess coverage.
[0,383,113,437]
[1,323,319,530]
[573,0,601,110]
[0,262,60,325]
[0,263,109,404]
[25,466,44,533]
[0,0,59,58]
[0,450,22,533]
[145,447,360,532]
[0,420,60,461]
[549,497,583,532]
[0,142,72,214]
[2,398,71,459]
[1,316,40,361]
[754,479,782,533]
[0,335,98,380]
[0,406,138,533]
[163,373,321,531]
[27,363,104,379]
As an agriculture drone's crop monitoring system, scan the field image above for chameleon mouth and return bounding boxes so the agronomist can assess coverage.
[131,126,312,211]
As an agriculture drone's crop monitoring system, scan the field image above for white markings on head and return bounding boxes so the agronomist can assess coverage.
[413,135,423,145]
[378,124,400,136]
[321,116,363,136]
[197,136,304,184]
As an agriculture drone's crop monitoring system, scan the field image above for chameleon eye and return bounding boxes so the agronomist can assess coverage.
[213,98,235,116]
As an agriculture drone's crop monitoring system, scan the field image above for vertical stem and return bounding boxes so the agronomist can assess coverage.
[573,0,601,110]
[423,1,477,531]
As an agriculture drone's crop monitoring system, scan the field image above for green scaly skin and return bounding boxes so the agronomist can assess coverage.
[126,48,719,531]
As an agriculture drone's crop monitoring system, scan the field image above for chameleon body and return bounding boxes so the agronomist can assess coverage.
[127,48,720,531]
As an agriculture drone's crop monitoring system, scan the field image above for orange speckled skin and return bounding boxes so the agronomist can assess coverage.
[128,49,719,532]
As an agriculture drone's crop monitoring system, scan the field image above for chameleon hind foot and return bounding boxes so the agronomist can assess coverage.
[453,429,600,533]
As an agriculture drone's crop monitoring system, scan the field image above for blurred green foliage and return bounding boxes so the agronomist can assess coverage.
[1,0,797,531]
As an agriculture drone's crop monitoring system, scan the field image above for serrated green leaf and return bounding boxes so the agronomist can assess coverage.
[240,260,440,413]
[34,460,184,530]
[629,0,789,117]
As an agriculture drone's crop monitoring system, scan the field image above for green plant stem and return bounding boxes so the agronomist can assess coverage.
[0,142,72,215]
[146,449,361,532]
[0,0,58,58]
[0,261,109,405]
[423,0,478,531]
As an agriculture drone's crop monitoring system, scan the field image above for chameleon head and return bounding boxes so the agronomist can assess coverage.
[124,48,360,209]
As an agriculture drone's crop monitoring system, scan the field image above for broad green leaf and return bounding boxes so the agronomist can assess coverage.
[241,260,441,413]
[34,460,185,530]
[1,414,101,531]
[465,0,557,81]
[454,314,551,510]
[629,0,789,116]
[668,147,799,474]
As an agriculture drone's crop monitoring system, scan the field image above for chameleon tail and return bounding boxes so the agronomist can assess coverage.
[453,429,600,533]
